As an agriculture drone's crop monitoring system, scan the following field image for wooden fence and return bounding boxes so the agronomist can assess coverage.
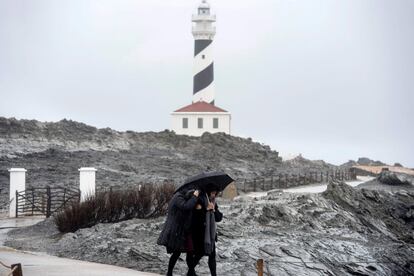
[239,170,356,193]
[15,186,80,218]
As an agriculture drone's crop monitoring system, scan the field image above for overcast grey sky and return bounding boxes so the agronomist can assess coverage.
[0,0,413,167]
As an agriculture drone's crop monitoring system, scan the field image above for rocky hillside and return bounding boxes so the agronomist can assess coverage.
[341,157,388,168]
[284,154,336,171]
[6,181,414,275]
[0,117,341,206]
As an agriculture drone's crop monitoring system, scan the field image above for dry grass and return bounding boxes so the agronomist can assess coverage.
[54,182,175,233]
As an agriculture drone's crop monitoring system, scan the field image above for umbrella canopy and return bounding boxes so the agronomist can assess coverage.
[175,171,234,194]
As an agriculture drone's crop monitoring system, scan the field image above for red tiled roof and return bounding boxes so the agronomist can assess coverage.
[174,101,228,113]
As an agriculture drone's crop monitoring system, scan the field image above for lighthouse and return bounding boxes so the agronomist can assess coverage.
[171,0,231,137]
[192,0,216,105]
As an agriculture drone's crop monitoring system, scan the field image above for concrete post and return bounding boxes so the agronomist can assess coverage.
[9,168,27,218]
[79,167,97,202]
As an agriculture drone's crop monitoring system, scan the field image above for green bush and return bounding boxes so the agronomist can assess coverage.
[54,182,175,233]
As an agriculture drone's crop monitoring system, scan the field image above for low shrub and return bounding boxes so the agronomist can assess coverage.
[54,182,175,233]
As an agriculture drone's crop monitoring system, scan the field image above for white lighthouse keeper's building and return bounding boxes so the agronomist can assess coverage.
[171,101,231,136]
[171,0,231,136]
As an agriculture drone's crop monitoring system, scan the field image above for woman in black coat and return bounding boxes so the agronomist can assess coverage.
[157,189,200,276]
[187,186,223,276]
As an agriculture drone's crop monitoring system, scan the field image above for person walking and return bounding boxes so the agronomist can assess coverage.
[187,184,223,276]
[157,189,200,276]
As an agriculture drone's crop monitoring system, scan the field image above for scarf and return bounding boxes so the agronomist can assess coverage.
[204,194,216,255]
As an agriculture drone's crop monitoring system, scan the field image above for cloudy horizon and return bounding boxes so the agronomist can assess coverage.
[1,0,413,167]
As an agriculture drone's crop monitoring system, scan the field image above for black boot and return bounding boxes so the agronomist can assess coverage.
[187,269,198,276]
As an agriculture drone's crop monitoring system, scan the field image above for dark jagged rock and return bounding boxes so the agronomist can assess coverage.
[5,182,414,276]
[377,171,414,186]
[358,171,414,193]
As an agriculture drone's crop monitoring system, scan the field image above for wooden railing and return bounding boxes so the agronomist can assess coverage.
[239,170,356,193]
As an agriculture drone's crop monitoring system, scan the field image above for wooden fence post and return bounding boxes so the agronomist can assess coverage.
[31,187,35,215]
[253,179,257,192]
[278,174,282,188]
[243,179,246,193]
[15,190,19,218]
[271,176,274,189]
[256,259,264,276]
[11,263,23,276]
[285,174,289,188]
[41,194,45,214]
[46,186,51,218]
[262,178,265,190]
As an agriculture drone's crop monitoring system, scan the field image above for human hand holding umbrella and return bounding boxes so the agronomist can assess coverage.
[207,202,215,211]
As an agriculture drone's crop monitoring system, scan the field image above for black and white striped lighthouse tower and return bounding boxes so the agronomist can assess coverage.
[171,0,231,136]
[192,0,216,105]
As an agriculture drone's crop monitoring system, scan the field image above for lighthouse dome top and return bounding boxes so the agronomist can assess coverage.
[199,0,210,9]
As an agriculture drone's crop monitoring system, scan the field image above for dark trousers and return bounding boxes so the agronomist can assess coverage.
[187,249,217,276]
[167,252,193,276]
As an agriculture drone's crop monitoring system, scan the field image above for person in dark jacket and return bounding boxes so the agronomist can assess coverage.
[157,189,200,276]
[187,184,223,276]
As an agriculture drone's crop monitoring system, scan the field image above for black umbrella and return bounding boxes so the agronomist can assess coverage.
[175,171,234,194]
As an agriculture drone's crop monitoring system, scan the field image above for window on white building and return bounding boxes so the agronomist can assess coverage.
[213,118,219,129]
[198,118,203,129]
[182,118,188,129]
